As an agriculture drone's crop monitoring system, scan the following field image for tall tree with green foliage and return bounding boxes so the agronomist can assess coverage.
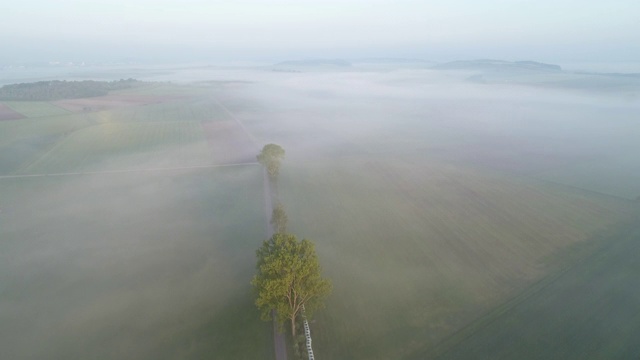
[257,144,285,179]
[271,203,288,234]
[252,233,332,337]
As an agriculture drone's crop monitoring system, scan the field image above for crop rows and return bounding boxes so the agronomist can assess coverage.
[19,121,212,174]
[3,101,71,118]
[278,158,633,359]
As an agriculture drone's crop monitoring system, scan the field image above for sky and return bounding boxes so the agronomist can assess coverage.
[1,0,639,64]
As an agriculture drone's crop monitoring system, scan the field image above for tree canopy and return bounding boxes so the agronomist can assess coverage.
[257,144,285,179]
[270,203,288,234]
[252,233,331,337]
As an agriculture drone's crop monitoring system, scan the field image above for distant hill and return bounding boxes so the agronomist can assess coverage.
[274,59,351,67]
[350,58,437,70]
[272,59,352,71]
[352,58,436,65]
[272,58,442,71]
[432,59,562,72]
[432,59,640,93]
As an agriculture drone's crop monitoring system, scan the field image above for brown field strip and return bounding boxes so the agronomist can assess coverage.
[201,120,259,164]
[0,103,26,120]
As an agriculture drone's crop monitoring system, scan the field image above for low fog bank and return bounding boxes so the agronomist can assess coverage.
[1,60,639,359]
[211,67,640,199]
[0,167,268,359]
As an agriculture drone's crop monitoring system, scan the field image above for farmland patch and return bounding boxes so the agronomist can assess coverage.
[54,94,186,113]
[431,219,640,360]
[0,166,271,359]
[0,103,26,121]
[3,101,71,118]
[201,120,258,164]
[18,122,212,174]
[278,158,633,359]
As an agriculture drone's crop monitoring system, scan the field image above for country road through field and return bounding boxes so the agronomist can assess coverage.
[263,167,288,360]
[213,94,287,360]
[0,162,260,179]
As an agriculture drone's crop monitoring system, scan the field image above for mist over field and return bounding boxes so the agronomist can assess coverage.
[2,0,640,358]
[1,60,639,359]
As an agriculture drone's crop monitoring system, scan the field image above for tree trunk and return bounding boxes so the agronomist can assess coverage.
[291,315,296,338]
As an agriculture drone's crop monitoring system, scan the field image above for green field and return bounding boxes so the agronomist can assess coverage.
[0,86,246,176]
[277,157,634,359]
[3,101,71,118]
[210,74,639,359]
[431,219,640,359]
[17,121,212,174]
[0,85,272,359]
[1,75,638,359]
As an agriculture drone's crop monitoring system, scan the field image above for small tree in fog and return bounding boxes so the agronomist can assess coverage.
[271,203,288,234]
[257,144,285,180]
[252,233,331,338]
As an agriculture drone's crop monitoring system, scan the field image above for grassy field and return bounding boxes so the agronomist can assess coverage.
[16,121,213,174]
[430,217,640,359]
[277,157,633,359]
[210,73,638,359]
[0,85,251,176]
[0,114,91,174]
[0,167,271,359]
[0,85,272,359]
[2,73,638,359]
[3,101,71,118]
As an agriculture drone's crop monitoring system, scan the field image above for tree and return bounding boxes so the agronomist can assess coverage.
[257,144,285,179]
[271,203,288,234]
[252,233,331,337]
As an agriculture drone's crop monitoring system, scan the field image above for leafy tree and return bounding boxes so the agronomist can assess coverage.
[252,233,331,337]
[257,144,285,179]
[271,203,288,234]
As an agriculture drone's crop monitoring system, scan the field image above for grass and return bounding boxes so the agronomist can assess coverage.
[208,74,639,359]
[534,156,640,200]
[430,215,640,359]
[0,166,271,359]
[0,87,273,359]
[17,121,213,174]
[2,76,637,359]
[0,114,92,174]
[119,99,233,123]
[112,83,213,97]
[0,90,244,176]
[2,101,71,118]
[204,75,640,359]
[277,156,633,359]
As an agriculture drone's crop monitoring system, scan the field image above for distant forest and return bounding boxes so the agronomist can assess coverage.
[0,79,148,101]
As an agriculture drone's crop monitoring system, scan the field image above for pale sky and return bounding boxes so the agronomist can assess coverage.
[1,0,639,63]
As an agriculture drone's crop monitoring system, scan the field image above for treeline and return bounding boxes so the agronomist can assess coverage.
[0,79,148,101]
[253,144,331,360]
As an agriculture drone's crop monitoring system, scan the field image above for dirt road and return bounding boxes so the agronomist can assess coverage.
[263,168,288,360]
[215,95,287,360]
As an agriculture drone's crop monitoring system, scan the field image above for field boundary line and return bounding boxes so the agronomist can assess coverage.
[210,96,258,145]
[419,217,640,359]
[47,101,74,115]
[531,176,635,203]
[13,124,90,174]
[0,162,259,179]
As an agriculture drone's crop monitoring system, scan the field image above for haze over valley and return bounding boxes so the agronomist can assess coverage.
[1,1,640,359]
